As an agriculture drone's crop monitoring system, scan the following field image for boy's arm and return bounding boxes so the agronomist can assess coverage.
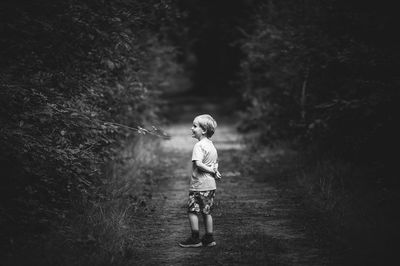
[193,160,217,175]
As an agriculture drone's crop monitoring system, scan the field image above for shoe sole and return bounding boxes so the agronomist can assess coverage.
[204,241,216,247]
[179,242,202,248]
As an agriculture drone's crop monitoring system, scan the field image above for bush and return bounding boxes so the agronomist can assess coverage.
[0,0,181,236]
[238,0,400,166]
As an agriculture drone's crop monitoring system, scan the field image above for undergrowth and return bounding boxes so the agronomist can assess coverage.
[3,136,161,266]
[241,138,399,264]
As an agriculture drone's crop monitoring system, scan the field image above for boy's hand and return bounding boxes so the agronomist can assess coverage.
[214,170,222,181]
[210,162,221,181]
[212,163,222,181]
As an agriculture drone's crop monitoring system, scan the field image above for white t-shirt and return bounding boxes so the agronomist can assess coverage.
[190,138,218,191]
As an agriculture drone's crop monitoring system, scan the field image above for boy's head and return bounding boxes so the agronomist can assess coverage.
[193,114,217,138]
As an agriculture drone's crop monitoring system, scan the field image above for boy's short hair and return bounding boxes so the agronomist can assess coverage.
[195,114,217,138]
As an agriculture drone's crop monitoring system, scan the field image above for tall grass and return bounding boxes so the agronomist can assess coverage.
[69,136,161,265]
[297,160,349,214]
[4,136,161,266]
[243,139,396,263]
[294,151,398,264]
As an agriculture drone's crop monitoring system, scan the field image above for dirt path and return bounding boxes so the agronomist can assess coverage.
[130,99,333,265]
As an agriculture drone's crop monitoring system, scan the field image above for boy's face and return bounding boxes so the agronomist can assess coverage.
[191,119,206,140]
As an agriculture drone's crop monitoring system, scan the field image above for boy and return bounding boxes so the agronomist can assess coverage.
[179,114,221,248]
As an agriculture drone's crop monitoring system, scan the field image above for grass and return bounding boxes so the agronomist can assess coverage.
[301,157,399,265]
[2,136,161,266]
[242,140,399,265]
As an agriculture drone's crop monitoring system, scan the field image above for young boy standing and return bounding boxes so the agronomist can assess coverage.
[179,114,221,248]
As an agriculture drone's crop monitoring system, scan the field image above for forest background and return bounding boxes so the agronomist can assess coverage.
[1,0,399,265]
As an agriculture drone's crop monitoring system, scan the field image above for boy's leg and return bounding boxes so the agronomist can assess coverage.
[201,214,216,247]
[202,213,213,234]
[188,212,199,231]
[179,213,202,247]
[179,193,202,247]
[188,213,200,237]
[199,190,216,246]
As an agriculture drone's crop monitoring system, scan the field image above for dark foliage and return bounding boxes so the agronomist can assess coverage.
[0,0,181,240]
[239,0,400,167]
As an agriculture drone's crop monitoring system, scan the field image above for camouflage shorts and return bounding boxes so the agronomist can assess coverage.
[187,190,216,215]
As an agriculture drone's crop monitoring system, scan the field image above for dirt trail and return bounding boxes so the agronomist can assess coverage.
[130,99,332,265]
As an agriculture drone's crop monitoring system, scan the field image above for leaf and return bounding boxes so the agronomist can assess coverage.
[105,59,115,70]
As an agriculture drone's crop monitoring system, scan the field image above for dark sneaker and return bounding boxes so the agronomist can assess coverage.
[179,236,202,248]
[201,234,216,247]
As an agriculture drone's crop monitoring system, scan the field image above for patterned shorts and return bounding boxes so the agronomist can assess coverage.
[187,190,216,215]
